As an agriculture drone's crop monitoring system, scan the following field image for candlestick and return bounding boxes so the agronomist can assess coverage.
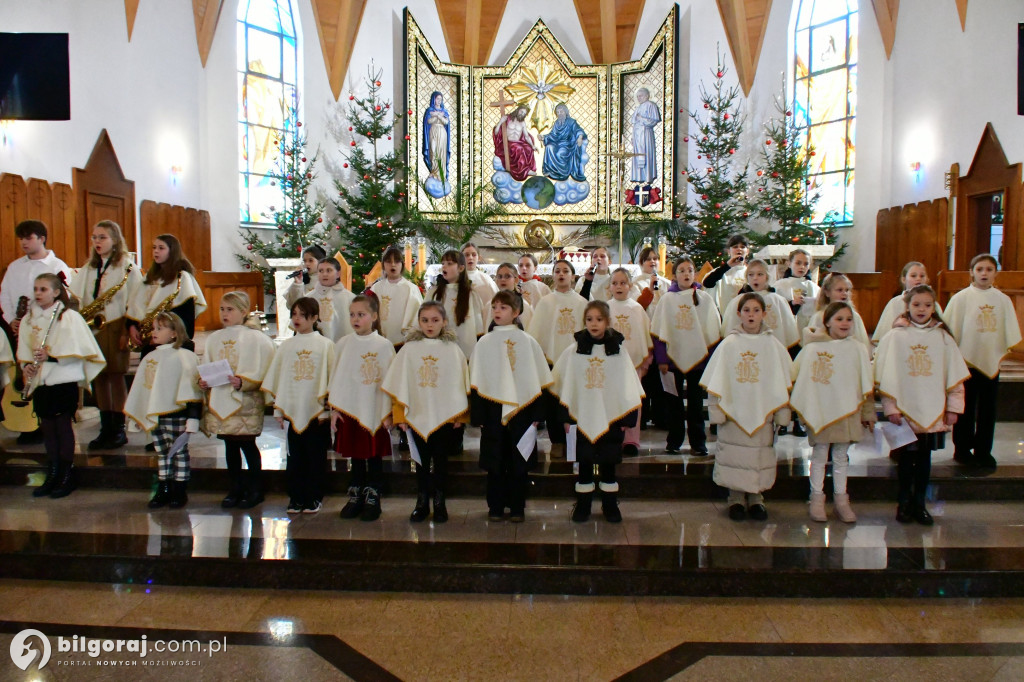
[658,243,667,277]
[416,240,427,275]
[404,241,413,272]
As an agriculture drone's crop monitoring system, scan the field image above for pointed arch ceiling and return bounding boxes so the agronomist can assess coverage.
[192,0,225,67]
[310,0,367,100]
[124,0,140,41]
[955,0,967,31]
[870,0,899,59]
[715,0,773,96]
[434,0,509,65]
[573,0,647,64]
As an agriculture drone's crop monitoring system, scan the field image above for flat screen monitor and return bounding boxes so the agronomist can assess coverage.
[0,32,71,121]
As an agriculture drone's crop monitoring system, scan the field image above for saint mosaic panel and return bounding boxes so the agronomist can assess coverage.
[404,7,677,223]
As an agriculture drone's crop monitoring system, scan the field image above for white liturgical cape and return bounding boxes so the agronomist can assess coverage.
[943,285,1022,378]
[527,289,588,363]
[700,329,793,436]
[803,308,870,348]
[366,277,422,346]
[790,337,873,434]
[124,345,201,432]
[467,268,499,313]
[720,291,799,348]
[17,304,105,387]
[872,295,945,343]
[328,331,395,433]
[69,259,144,325]
[426,283,486,359]
[607,298,653,368]
[382,337,469,439]
[203,325,275,420]
[469,325,552,425]
[261,332,335,432]
[310,282,355,343]
[650,289,722,372]
[127,271,207,322]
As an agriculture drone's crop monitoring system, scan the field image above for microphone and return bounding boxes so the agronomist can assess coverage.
[285,269,304,280]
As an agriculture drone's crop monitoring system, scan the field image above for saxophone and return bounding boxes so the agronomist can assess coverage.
[129,274,181,351]
[80,263,134,331]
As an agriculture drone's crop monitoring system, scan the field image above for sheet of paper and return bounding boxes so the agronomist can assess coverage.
[880,419,918,450]
[660,370,678,396]
[566,425,577,462]
[406,430,422,465]
[855,423,884,456]
[517,424,538,461]
[198,359,234,387]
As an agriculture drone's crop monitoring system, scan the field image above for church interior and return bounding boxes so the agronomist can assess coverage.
[2,0,1024,679]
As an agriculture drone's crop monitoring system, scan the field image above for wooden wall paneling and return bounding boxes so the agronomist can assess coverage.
[139,200,212,271]
[184,208,212,271]
[25,179,59,262]
[73,130,136,258]
[0,174,28,280]
[194,270,265,331]
[138,200,158,264]
[846,271,898,334]
[875,198,947,281]
[51,183,76,267]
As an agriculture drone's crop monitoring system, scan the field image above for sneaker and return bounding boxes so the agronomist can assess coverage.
[747,504,768,521]
[488,509,504,522]
[665,444,681,454]
[303,500,322,514]
[689,446,709,457]
[359,487,382,522]
[339,486,364,519]
[728,503,746,521]
[287,499,304,514]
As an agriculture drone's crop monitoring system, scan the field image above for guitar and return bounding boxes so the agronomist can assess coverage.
[2,296,40,433]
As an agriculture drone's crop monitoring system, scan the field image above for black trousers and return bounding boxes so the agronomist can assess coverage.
[894,434,941,508]
[543,389,566,445]
[953,369,999,457]
[410,424,456,496]
[223,436,262,478]
[664,365,707,450]
[286,420,329,505]
[350,457,383,490]
[484,438,529,514]
[640,365,667,428]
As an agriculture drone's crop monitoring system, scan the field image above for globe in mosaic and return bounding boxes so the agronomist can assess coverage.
[521,175,555,210]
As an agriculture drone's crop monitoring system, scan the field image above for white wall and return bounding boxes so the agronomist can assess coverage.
[3,0,1023,273]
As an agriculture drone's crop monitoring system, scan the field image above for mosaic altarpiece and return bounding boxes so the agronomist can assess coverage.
[404,6,678,224]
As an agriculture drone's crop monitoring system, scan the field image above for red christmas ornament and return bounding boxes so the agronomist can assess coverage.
[246,244,253,251]
[375,105,381,111]
[244,264,250,269]
[701,230,706,235]
[810,151,816,156]
[723,113,730,120]
[714,203,722,208]
[297,122,302,127]
[697,155,702,159]
[742,212,749,217]
[780,140,787,147]
[714,214,721,219]
[317,217,323,223]
[683,136,689,142]
[335,225,341,230]
[375,80,381,86]
[792,237,800,243]
[286,174,293,180]
[716,71,723,78]
[376,221,382,228]
[306,172,312,178]
[703,103,709,109]
[350,141,356,147]
[343,163,349,168]
[301,157,306,162]
[771,172,779,178]
[701,194,708,200]
[404,135,411,140]
[728,148,735,154]
[349,94,355,100]
[408,109,413,115]
[756,170,763,176]
[702,136,708,141]
[679,108,685,113]
[363,174,370,179]
[786,110,792,116]
[387,136,392,140]
[348,126,353,131]
[757,187,764,192]
[766,140,772,145]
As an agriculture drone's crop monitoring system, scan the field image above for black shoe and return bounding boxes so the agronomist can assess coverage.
[339,486,364,519]
[488,509,505,522]
[105,422,128,449]
[148,481,173,509]
[287,499,304,514]
[665,444,681,454]
[432,491,448,524]
[398,429,410,452]
[17,429,43,445]
[145,442,156,452]
[410,493,430,522]
[221,478,243,508]
[777,425,789,436]
[974,453,998,468]
[360,487,381,521]
[571,491,593,523]
[912,506,935,526]
[88,412,111,450]
[728,503,746,521]
[508,511,525,523]
[690,446,709,457]
[49,464,76,498]
[32,463,59,498]
[622,444,639,458]
[896,503,914,523]
[953,450,973,465]
[168,481,188,509]
[601,492,622,523]
[792,422,807,438]
[747,504,768,521]
[237,490,264,509]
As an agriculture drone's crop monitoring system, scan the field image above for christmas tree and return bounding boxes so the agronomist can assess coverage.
[332,64,411,284]
[748,92,847,269]
[672,51,752,268]
[236,111,330,292]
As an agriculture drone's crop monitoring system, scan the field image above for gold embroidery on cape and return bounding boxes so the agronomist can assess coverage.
[585,357,605,389]
[675,304,694,330]
[764,303,779,330]
[811,351,834,384]
[556,308,575,335]
[907,344,932,377]
[736,351,760,384]
[522,290,533,305]
[977,304,997,333]
[217,340,239,368]
[28,324,42,350]
[293,350,315,381]
[379,295,392,321]
[614,314,632,340]
[505,339,517,371]
[418,355,439,388]
[143,358,158,390]
[360,352,382,385]
[318,296,334,322]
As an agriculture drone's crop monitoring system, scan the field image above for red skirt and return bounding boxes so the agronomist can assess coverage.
[334,417,392,459]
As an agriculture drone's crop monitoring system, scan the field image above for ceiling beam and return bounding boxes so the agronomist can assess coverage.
[192,0,225,67]
[870,0,900,59]
[955,0,967,31]
[715,0,773,96]
[124,0,140,41]
[573,0,647,63]
[310,0,367,100]
[435,0,508,64]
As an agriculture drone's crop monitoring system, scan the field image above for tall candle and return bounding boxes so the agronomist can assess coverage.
[404,242,413,272]
[417,242,427,275]
[658,243,667,277]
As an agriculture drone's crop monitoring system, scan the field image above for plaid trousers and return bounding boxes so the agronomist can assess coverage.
[153,413,190,482]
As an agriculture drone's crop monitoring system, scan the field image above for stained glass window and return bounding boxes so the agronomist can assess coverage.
[793,0,857,225]
[238,0,299,225]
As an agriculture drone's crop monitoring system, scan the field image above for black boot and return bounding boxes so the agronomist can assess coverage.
[221,472,244,508]
[360,486,382,521]
[601,488,622,523]
[32,461,60,497]
[571,488,593,523]
[339,485,364,518]
[148,480,172,508]
[106,412,128,449]
[432,490,448,523]
[88,412,111,450]
[168,481,188,509]
[409,492,430,522]
[238,471,264,509]
[49,463,76,498]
